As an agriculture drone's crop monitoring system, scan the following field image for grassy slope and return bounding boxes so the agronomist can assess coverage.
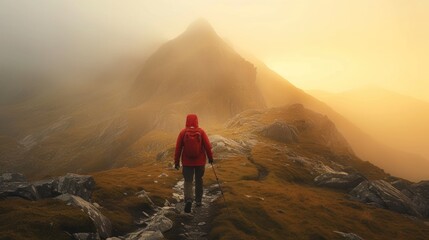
[1,142,428,239]
[0,199,95,240]
[1,107,429,239]
[208,141,429,240]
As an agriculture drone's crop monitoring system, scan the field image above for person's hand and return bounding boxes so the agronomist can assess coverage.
[175,163,180,170]
[209,158,214,165]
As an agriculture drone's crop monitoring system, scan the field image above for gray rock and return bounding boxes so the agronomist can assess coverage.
[390,179,415,198]
[208,135,249,157]
[0,181,40,200]
[390,180,429,217]
[55,173,96,201]
[260,122,299,143]
[333,231,363,240]
[57,194,112,239]
[145,215,173,232]
[137,230,164,240]
[73,232,100,240]
[315,172,365,191]
[135,190,155,207]
[33,179,58,198]
[0,173,27,183]
[412,181,429,199]
[350,180,421,217]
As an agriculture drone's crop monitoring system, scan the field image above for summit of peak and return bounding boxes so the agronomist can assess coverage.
[184,18,217,36]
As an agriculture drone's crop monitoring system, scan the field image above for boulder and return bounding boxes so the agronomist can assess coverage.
[315,172,365,191]
[412,181,429,199]
[33,179,58,198]
[57,194,112,239]
[260,122,299,143]
[350,180,421,217]
[0,173,27,183]
[390,179,415,198]
[145,215,173,232]
[55,173,96,201]
[390,180,429,217]
[0,181,39,200]
[209,135,249,157]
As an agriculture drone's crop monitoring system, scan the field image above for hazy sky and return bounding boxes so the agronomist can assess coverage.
[1,0,428,101]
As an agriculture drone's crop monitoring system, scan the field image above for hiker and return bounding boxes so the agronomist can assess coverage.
[174,114,214,213]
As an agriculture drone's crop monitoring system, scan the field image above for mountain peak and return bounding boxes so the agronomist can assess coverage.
[184,18,217,37]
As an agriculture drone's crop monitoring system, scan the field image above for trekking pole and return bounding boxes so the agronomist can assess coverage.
[211,163,231,215]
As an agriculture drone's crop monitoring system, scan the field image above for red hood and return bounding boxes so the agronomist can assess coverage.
[186,114,199,128]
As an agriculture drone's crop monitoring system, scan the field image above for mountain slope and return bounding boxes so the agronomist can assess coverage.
[129,19,265,131]
[310,87,429,160]
[1,19,427,182]
[4,104,429,240]
[248,58,429,181]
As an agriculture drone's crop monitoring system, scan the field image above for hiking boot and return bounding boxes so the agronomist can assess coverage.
[184,201,192,213]
[195,201,202,207]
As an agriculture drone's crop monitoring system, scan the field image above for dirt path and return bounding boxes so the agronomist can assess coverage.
[164,174,221,240]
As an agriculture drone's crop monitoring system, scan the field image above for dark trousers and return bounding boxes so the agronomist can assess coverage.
[182,166,205,202]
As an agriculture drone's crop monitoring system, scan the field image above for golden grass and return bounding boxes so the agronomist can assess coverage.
[207,141,429,240]
[0,198,94,240]
[1,105,427,239]
[91,161,182,235]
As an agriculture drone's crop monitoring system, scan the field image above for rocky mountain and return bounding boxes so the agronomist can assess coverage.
[128,19,265,131]
[249,57,429,181]
[0,19,426,184]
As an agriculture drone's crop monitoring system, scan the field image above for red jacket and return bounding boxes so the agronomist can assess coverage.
[175,114,213,166]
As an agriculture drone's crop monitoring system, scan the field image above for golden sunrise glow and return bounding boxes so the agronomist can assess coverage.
[1,0,428,100]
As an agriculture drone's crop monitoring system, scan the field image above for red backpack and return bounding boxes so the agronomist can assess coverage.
[183,128,203,158]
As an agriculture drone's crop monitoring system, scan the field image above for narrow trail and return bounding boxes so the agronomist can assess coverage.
[164,174,221,240]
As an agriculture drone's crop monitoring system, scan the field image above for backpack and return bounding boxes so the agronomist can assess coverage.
[183,128,202,159]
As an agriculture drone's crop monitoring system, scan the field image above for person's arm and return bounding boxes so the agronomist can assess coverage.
[174,130,185,168]
[201,130,214,164]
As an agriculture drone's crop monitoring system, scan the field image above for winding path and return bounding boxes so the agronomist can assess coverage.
[165,173,221,239]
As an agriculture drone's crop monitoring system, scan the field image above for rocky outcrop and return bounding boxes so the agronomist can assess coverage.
[412,181,429,199]
[209,135,253,158]
[350,180,421,217]
[55,173,95,201]
[260,122,299,143]
[125,206,174,240]
[391,179,429,217]
[315,172,365,191]
[33,179,58,198]
[0,172,95,201]
[0,181,40,200]
[57,194,112,239]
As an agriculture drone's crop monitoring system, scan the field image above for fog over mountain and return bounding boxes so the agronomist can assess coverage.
[1,7,429,238]
[310,87,429,162]
[1,19,428,182]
